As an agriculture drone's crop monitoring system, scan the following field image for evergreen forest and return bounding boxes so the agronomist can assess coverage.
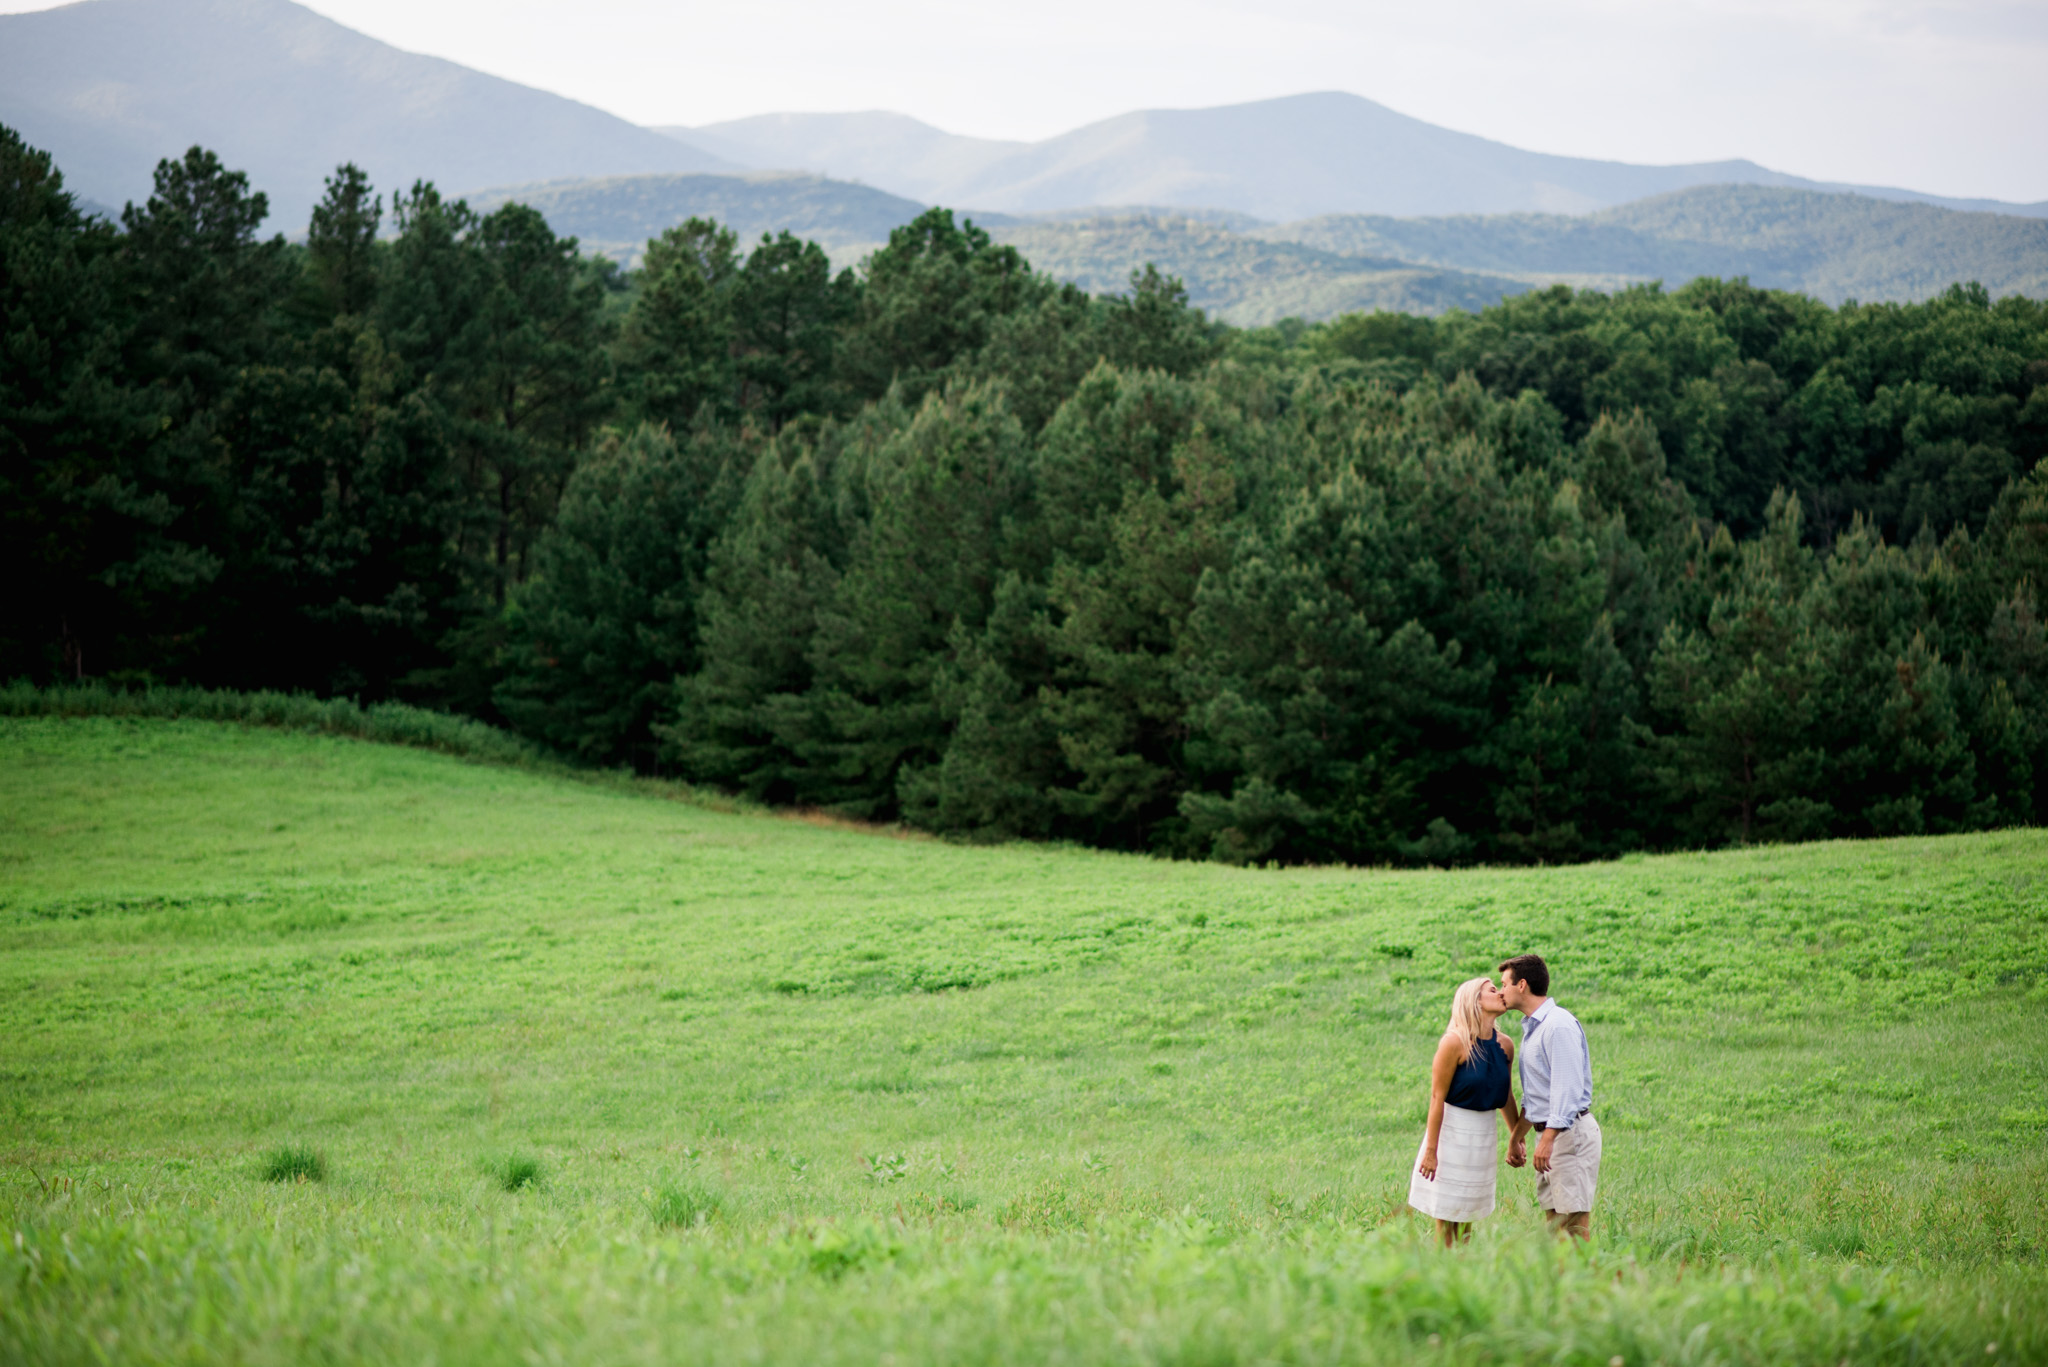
[7,127,2048,864]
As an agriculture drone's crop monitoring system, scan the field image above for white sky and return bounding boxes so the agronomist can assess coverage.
[9,0,2047,202]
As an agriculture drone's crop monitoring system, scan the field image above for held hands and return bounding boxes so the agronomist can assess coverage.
[1506,1134,1526,1168]
[1417,1146,1438,1181]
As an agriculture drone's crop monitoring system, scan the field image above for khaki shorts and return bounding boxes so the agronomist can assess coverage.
[1535,1113,1601,1214]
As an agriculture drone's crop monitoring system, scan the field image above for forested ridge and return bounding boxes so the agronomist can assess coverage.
[7,125,2048,863]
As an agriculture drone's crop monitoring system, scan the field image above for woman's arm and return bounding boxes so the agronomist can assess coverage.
[1499,1035,1524,1132]
[1417,1034,1461,1180]
[1501,1034,1529,1166]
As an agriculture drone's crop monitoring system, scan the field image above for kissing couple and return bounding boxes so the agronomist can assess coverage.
[1406,953,1600,1245]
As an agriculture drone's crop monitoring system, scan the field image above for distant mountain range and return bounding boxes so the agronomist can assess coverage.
[471,172,2048,322]
[662,96,2048,223]
[3,0,2043,322]
[10,0,2047,235]
[0,0,732,229]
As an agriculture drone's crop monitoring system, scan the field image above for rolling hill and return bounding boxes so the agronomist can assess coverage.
[986,216,1530,324]
[465,173,934,266]
[1268,186,2048,305]
[456,174,1530,320]
[475,171,2045,320]
[662,94,2048,223]
[0,0,732,231]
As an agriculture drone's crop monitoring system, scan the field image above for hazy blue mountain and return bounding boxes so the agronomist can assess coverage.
[1265,186,2048,305]
[466,173,937,266]
[663,93,2048,223]
[663,112,1021,206]
[0,0,732,232]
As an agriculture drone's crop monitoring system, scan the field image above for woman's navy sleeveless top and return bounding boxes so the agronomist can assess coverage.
[1446,1034,1510,1111]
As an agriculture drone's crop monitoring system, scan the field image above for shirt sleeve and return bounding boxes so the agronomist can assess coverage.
[1520,1023,1548,1128]
[1543,1020,1586,1131]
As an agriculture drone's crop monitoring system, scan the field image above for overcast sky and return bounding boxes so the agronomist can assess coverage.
[9,0,2047,202]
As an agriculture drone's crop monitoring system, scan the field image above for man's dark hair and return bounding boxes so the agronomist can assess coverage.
[1498,954,1549,997]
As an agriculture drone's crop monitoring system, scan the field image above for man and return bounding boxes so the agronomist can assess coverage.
[1499,953,1599,1240]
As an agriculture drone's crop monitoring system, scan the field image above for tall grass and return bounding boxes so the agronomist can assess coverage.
[2,1192,2036,1365]
[258,1145,326,1183]
[484,1154,543,1192]
[648,1179,722,1229]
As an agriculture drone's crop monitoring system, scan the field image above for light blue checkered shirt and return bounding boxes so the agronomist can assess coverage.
[1519,998,1592,1130]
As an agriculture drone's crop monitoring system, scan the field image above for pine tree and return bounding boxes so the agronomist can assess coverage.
[120,146,290,407]
[837,208,1047,405]
[618,218,739,430]
[496,422,749,763]
[732,229,856,427]
[898,572,1062,838]
[209,319,465,697]
[305,163,380,318]
[806,382,1033,817]
[662,426,858,801]
[0,124,160,681]
[1178,463,1487,864]
[1642,493,1832,842]
[1040,422,1239,851]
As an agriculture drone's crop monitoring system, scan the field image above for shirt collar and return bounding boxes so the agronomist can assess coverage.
[1524,998,1556,1030]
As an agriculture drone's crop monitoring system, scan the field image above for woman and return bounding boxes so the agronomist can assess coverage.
[1409,975,1521,1245]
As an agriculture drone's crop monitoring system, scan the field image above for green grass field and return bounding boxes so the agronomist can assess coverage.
[3,716,2046,1365]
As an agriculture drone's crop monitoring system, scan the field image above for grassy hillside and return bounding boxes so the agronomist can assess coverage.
[989,215,1530,323]
[3,718,2045,1364]
[1269,186,2048,305]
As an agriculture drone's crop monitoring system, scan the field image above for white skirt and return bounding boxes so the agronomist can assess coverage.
[1407,1102,1500,1221]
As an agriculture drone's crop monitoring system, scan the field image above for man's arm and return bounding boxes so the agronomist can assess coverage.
[1542,1019,1587,1133]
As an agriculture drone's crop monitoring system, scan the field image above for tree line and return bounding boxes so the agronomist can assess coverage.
[5,125,2046,862]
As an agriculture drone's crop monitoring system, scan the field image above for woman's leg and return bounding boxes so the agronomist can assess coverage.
[1434,1218,1462,1247]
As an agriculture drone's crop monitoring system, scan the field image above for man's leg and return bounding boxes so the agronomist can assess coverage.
[1544,1209,1591,1241]
[1538,1116,1599,1242]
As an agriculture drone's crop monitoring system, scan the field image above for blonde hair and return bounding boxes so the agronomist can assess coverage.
[1445,976,1491,1065]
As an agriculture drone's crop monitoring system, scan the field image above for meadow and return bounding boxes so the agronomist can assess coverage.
[2,714,2045,1365]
